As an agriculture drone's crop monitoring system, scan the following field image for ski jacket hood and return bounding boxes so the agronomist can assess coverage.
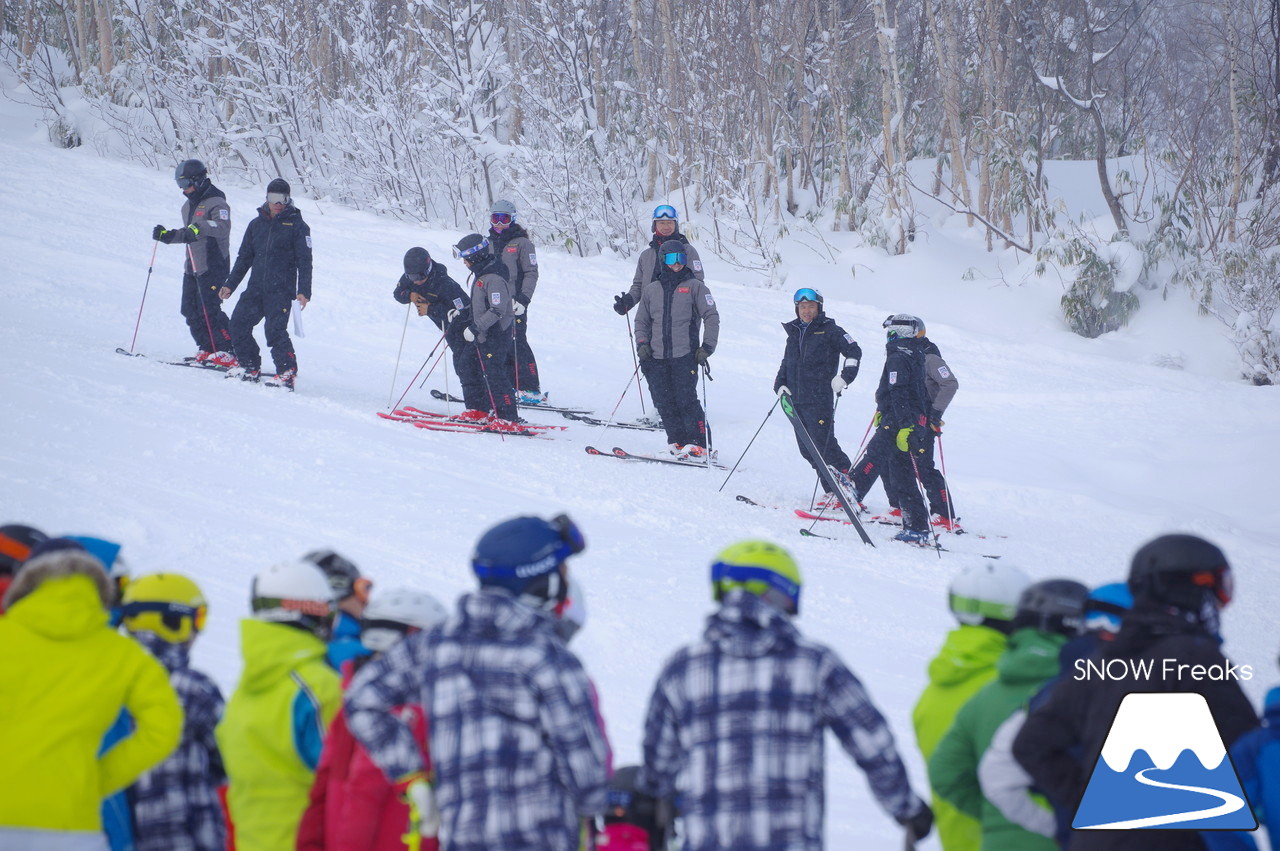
[704,590,799,658]
[927,624,1009,688]
[237,618,330,694]
[996,628,1069,686]
[456,587,556,641]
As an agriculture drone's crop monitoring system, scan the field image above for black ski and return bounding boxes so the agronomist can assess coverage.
[430,388,591,415]
[779,391,874,546]
[115,347,230,372]
[560,411,664,431]
[585,446,725,470]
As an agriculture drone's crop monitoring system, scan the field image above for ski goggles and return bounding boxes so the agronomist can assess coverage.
[352,576,374,606]
[176,176,199,190]
[793,288,822,304]
[1191,565,1234,606]
[266,192,289,205]
[453,238,490,259]
[490,212,513,225]
[652,205,679,221]
[120,600,209,634]
[662,251,687,266]
[551,513,586,556]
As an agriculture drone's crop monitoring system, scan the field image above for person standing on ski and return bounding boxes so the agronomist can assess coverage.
[633,240,719,460]
[220,178,312,390]
[773,288,861,508]
[152,159,237,367]
[613,204,705,315]
[486,200,545,404]
[453,234,518,422]
[393,247,489,417]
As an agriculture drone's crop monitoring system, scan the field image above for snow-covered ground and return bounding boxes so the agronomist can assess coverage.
[2,95,1277,847]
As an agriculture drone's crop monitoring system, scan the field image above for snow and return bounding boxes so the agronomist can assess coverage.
[2,93,1278,848]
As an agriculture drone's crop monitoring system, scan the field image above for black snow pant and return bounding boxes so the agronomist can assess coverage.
[230,288,296,374]
[182,271,234,354]
[641,354,706,448]
[475,330,518,421]
[448,331,488,413]
[885,443,929,532]
[915,430,955,520]
[790,400,852,492]
[505,311,541,394]
[850,426,896,505]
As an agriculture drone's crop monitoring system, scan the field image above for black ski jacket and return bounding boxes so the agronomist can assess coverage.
[874,336,931,431]
[393,262,470,334]
[224,203,313,298]
[773,313,861,407]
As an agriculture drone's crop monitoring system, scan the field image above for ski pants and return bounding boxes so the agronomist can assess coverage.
[505,310,541,394]
[448,330,489,413]
[181,271,233,354]
[790,400,852,491]
[230,288,296,374]
[885,442,929,532]
[915,430,955,520]
[850,426,897,505]
[641,353,706,448]
[475,329,518,420]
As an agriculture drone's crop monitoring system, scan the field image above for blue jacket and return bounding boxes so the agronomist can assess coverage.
[1204,686,1280,851]
[225,203,313,298]
[327,611,371,671]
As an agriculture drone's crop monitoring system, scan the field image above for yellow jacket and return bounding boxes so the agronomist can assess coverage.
[217,619,341,851]
[0,573,182,830]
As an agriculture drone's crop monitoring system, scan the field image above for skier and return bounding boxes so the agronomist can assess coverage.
[220,178,312,389]
[119,573,227,851]
[452,233,519,422]
[344,514,609,851]
[637,539,934,849]
[302,549,373,671]
[600,765,674,851]
[1013,534,1257,851]
[850,314,959,529]
[0,522,48,614]
[215,559,342,851]
[486,200,545,404]
[393,246,488,417]
[1205,680,1280,851]
[929,579,1090,851]
[773,287,862,507]
[297,586,449,851]
[0,542,182,851]
[613,204,705,315]
[633,239,719,459]
[151,159,237,367]
[912,562,1031,851]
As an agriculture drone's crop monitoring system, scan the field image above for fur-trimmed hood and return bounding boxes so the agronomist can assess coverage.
[3,549,113,612]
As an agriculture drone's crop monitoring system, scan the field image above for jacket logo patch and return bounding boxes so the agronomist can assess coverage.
[691,260,703,272]
[844,333,854,344]
[195,210,204,216]
[491,292,501,305]
[305,235,312,248]
[705,294,714,306]
[506,246,518,253]
[219,209,229,220]
[528,253,537,266]
[938,366,951,378]
[888,371,898,384]
[453,298,464,310]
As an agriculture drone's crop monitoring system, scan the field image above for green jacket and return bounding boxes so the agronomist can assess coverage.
[928,628,1066,851]
[912,624,1007,850]
[216,619,341,851]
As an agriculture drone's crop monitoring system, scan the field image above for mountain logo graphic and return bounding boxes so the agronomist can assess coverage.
[1073,692,1257,830]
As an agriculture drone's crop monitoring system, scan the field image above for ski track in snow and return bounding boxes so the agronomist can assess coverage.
[2,98,1278,847]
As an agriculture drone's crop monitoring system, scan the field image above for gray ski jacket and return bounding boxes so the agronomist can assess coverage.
[627,234,704,304]
[634,266,719,360]
[923,340,959,416]
[490,225,539,304]
[467,261,514,344]
[176,185,231,278]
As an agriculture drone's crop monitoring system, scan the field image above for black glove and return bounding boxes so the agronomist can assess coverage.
[613,292,634,316]
[898,803,933,840]
[929,413,944,434]
[908,415,930,453]
[153,225,174,243]
[695,347,711,366]
[637,343,653,361]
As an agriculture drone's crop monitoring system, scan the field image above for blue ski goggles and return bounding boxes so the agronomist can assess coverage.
[453,238,490,259]
[652,205,679,221]
[663,252,687,266]
[793,288,822,304]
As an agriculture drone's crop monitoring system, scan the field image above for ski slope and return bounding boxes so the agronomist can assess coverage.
[2,95,1277,847]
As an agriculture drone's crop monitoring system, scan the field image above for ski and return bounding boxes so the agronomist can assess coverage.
[799,528,837,540]
[559,411,664,431]
[796,509,1001,556]
[430,388,591,416]
[778,391,874,546]
[584,446,725,470]
[115,347,230,372]
[381,412,549,439]
[864,512,1006,540]
[397,407,564,431]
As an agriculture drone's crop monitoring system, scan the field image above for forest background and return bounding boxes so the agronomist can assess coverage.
[4,0,1279,382]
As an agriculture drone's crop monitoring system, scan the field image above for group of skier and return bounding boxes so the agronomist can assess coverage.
[1,518,1274,850]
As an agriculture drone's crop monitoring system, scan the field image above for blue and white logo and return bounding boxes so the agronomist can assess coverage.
[1073,693,1256,830]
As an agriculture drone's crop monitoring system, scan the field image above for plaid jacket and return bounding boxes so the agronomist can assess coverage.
[345,590,609,851]
[637,591,925,850]
[128,633,227,851]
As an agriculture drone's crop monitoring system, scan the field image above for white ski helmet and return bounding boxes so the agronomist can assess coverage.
[948,562,1032,629]
[360,586,449,653]
[490,199,518,221]
[250,559,336,638]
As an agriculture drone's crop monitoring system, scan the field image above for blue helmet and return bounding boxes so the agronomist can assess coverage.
[472,515,585,610]
[1085,581,1132,635]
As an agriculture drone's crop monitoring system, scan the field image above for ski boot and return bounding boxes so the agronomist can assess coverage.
[893,529,933,546]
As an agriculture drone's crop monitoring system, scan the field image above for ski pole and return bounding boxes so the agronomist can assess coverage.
[700,364,713,465]
[907,449,943,558]
[473,343,507,442]
[388,303,411,408]
[717,397,779,492]
[442,337,453,412]
[391,330,449,411]
[593,364,644,437]
[417,329,451,389]
[625,312,646,415]
[187,245,218,355]
[129,241,159,353]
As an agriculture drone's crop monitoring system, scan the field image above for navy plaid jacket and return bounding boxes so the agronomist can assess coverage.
[345,590,609,851]
[637,591,925,850]
[128,633,227,851]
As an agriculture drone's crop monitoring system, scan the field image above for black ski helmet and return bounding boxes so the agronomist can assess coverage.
[302,549,364,601]
[1128,533,1232,609]
[1010,579,1089,637]
[657,240,687,266]
[174,159,207,190]
[403,247,433,279]
[0,524,49,576]
[453,233,491,265]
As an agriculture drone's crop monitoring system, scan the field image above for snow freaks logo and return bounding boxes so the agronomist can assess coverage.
[1073,693,1257,831]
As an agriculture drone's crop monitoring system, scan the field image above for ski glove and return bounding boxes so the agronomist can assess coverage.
[776,385,790,398]
[152,225,171,242]
[395,773,440,837]
[831,376,848,395]
[897,803,934,841]
[463,325,477,342]
[695,346,712,365]
[929,416,944,434]
[897,426,928,454]
[512,300,526,316]
[637,343,653,361]
[873,410,882,427]
[613,292,634,315]
[446,307,461,325]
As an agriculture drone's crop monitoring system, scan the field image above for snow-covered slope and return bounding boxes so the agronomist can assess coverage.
[2,99,1277,847]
